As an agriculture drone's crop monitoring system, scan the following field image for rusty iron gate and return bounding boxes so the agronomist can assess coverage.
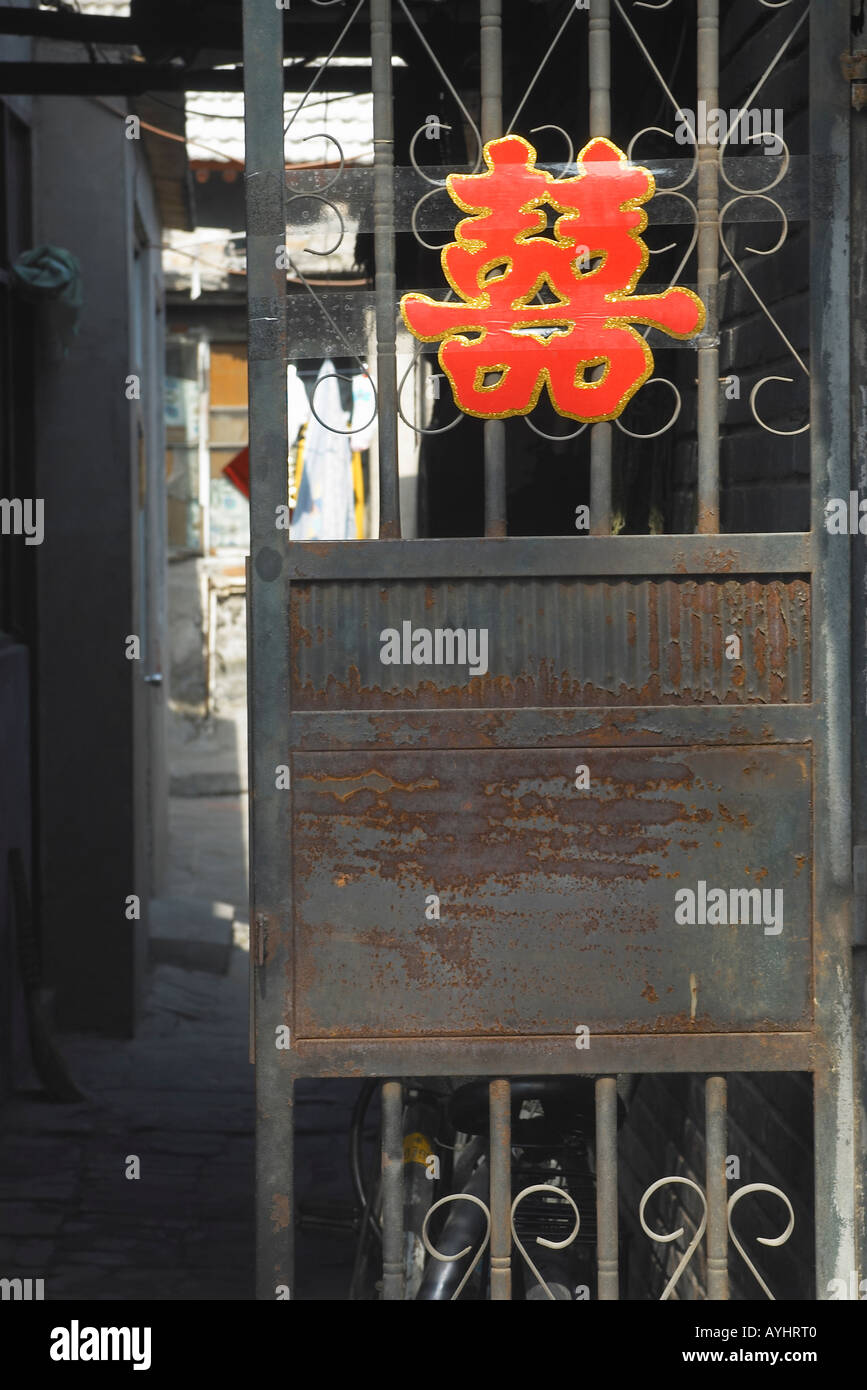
[243,0,859,1299]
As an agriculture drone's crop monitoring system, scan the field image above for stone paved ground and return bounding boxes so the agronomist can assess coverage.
[0,793,368,1301]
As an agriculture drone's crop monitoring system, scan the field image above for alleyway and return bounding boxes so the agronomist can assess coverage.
[0,795,363,1301]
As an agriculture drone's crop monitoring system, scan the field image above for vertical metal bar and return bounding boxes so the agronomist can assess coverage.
[371,0,401,538]
[242,0,293,1302]
[588,0,610,138]
[588,0,611,535]
[489,1078,511,1300]
[705,1076,728,1300]
[850,26,867,1291]
[381,1080,405,1299]
[480,0,507,537]
[695,0,720,533]
[811,0,856,1300]
[595,1076,619,1300]
[590,421,612,536]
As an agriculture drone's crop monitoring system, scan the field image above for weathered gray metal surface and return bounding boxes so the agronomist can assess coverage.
[291,745,810,1037]
[286,533,812,579]
[371,0,400,539]
[290,576,810,708]
[242,0,292,1303]
[480,0,506,539]
[808,0,856,1298]
[696,0,721,533]
[705,1076,728,1300]
[588,0,612,536]
[595,1077,619,1299]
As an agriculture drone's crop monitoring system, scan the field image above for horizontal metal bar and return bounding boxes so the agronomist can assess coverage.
[285,1032,815,1074]
[287,535,812,580]
[0,62,379,95]
[287,708,816,750]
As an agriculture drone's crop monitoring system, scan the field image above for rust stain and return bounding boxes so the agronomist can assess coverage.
[641,981,658,1003]
[300,768,441,801]
[271,1194,291,1231]
[289,579,811,710]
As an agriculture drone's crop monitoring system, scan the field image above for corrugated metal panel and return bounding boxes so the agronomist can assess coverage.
[290,577,811,709]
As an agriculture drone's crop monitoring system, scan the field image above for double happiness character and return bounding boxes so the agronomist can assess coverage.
[401,134,706,423]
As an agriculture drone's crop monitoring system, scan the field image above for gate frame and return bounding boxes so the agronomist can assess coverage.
[242,0,858,1300]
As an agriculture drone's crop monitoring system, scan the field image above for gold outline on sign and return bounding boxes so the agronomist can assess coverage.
[399,133,706,424]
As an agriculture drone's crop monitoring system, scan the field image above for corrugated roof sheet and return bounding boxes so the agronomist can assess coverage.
[184,90,373,168]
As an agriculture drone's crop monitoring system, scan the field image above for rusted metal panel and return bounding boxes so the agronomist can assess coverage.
[289,1031,814,1075]
[290,577,810,709]
[292,745,811,1038]
[289,534,811,581]
[288,703,815,753]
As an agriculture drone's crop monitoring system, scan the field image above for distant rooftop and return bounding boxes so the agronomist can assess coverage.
[184,88,374,169]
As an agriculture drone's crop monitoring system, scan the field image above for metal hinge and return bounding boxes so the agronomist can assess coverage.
[841,51,867,109]
[854,845,867,946]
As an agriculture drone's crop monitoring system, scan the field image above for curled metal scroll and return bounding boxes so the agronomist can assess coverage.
[308,371,375,437]
[284,259,378,437]
[530,124,575,174]
[285,193,345,257]
[397,352,465,436]
[421,1193,491,1302]
[410,185,458,252]
[749,376,809,437]
[510,1184,581,1301]
[727,1183,795,1301]
[615,378,682,439]
[718,194,809,434]
[409,122,454,187]
[639,1176,708,1301]
[627,126,697,195]
[633,0,675,9]
[720,129,791,196]
[522,414,589,443]
[717,194,801,328]
[633,187,698,278]
[285,132,345,195]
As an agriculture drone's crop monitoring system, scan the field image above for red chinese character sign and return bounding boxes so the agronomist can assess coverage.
[400,134,706,423]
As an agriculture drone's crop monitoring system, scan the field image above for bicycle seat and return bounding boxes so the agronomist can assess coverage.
[447,1076,604,1144]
